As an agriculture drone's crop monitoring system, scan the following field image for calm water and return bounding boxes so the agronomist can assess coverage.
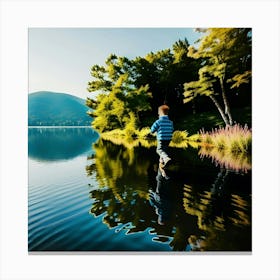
[28,127,251,252]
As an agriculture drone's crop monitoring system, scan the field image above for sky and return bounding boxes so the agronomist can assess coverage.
[28,28,203,99]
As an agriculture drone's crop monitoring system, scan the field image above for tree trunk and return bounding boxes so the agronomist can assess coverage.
[219,77,233,125]
[209,95,230,126]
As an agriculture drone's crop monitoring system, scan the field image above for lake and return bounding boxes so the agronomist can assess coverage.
[28,127,251,252]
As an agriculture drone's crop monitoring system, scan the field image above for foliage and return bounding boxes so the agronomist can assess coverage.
[184,28,252,126]
[136,127,151,139]
[171,130,189,144]
[227,70,252,89]
[89,74,152,132]
[87,37,203,133]
[169,130,199,148]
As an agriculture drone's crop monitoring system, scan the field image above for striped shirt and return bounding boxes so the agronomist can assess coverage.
[151,115,174,140]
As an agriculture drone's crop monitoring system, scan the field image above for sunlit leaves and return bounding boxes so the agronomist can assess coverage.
[183,74,215,104]
[88,54,154,133]
[183,28,252,126]
[184,62,227,104]
[172,39,190,63]
[227,70,252,89]
[87,36,204,132]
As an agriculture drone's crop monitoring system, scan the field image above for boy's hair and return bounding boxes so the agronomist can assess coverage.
[158,105,169,115]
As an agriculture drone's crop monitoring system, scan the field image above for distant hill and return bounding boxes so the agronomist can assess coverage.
[28,91,92,126]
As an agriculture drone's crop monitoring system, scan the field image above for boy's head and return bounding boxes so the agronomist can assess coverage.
[158,105,169,116]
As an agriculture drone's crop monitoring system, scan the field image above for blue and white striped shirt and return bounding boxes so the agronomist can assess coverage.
[151,115,174,140]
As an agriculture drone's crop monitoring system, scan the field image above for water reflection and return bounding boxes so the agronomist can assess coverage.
[28,127,99,161]
[87,139,152,233]
[87,138,251,251]
[149,166,175,225]
[199,145,251,173]
[183,168,251,251]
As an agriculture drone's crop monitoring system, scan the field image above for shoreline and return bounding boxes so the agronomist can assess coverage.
[28,126,92,128]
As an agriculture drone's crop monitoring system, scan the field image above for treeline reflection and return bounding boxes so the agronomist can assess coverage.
[183,168,251,251]
[28,127,99,161]
[86,139,251,251]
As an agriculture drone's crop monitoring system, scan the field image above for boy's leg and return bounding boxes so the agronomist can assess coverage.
[156,140,171,165]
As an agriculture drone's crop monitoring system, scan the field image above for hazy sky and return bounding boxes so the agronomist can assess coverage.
[29,28,203,99]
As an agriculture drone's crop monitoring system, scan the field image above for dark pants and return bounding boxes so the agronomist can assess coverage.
[156,140,171,163]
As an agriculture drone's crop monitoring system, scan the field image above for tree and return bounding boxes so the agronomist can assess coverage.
[126,84,152,123]
[184,28,252,126]
[86,38,203,132]
[88,62,152,133]
[133,40,201,118]
[134,49,174,112]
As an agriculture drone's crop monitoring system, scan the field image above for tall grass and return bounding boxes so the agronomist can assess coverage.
[199,124,252,172]
[199,124,251,153]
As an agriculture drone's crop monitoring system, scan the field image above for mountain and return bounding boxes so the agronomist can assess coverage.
[28,91,92,126]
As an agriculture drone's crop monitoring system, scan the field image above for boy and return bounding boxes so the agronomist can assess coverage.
[150,105,174,168]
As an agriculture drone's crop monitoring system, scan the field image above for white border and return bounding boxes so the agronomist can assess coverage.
[1,0,280,280]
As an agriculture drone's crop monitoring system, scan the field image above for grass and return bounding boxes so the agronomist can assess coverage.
[198,124,252,172]
[199,124,252,153]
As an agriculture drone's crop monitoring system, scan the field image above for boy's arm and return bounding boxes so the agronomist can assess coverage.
[151,120,159,133]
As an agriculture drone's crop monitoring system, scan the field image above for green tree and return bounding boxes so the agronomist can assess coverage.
[184,28,252,126]
[133,41,200,119]
[133,49,174,112]
[126,84,152,122]
[87,37,203,132]
[87,51,154,133]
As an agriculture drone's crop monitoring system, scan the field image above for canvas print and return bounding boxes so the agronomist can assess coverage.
[28,28,252,252]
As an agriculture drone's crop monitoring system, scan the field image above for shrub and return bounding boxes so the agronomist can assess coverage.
[171,130,189,144]
[137,127,151,139]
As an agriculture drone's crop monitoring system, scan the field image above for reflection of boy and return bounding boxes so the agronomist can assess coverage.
[150,105,174,168]
[149,167,172,225]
